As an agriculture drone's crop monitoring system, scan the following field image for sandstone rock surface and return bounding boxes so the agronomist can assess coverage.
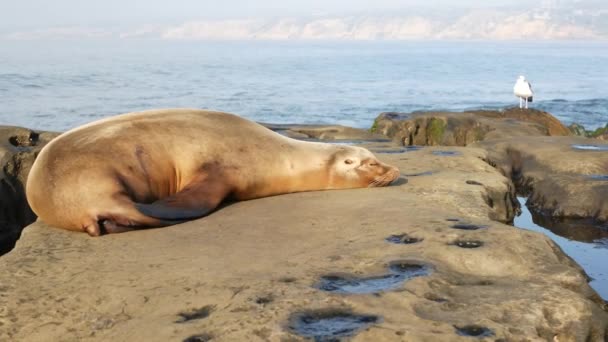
[1,144,606,341]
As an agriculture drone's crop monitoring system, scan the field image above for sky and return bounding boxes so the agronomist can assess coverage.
[0,0,538,30]
[1,0,606,40]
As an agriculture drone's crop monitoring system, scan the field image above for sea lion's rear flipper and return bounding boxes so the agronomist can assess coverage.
[134,173,230,221]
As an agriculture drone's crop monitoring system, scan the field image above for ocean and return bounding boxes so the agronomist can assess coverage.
[0,40,607,132]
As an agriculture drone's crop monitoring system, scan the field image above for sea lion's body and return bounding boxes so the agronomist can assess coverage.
[26,109,400,236]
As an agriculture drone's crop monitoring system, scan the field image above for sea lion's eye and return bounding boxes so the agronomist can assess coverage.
[369,162,379,166]
[344,159,354,165]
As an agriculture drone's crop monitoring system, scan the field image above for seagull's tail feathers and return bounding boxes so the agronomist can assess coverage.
[527,96,533,102]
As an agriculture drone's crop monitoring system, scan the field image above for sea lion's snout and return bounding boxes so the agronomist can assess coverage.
[385,166,401,185]
[333,146,400,188]
[368,161,400,187]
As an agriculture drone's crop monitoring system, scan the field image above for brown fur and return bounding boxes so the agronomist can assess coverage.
[26,109,400,236]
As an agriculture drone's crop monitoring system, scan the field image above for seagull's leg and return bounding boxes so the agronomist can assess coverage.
[519,97,523,109]
[525,98,528,109]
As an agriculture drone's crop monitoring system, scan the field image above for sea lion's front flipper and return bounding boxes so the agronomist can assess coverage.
[134,173,230,221]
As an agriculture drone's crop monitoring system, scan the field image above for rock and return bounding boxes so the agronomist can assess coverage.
[0,126,58,254]
[371,109,607,229]
[588,124,608,141]
[568,123,588,136]
[372,108,571,146]
[476,136,608,223]
[1,144,605,341]
[568,123,608,140]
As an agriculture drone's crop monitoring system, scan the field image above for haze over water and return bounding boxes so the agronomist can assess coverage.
[1,40,607,132]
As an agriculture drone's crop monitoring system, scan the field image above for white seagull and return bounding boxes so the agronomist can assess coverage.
[514,75,534,109]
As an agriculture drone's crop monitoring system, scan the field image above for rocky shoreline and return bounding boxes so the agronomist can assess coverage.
[0,109,607,341]
[373,108,608,225]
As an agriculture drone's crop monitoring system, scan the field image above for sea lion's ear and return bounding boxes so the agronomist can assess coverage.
[135,173,230,221]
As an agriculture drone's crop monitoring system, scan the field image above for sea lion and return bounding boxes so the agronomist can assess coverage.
[26,109,400,236]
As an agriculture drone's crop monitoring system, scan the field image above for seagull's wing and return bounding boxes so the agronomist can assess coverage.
[528,82,533,92]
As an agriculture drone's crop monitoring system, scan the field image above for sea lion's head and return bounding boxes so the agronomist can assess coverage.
[328,146,400,188]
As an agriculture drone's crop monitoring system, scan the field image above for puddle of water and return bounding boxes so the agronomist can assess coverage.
[326,141,360,146]
[431,150,461,156]
[182,334,213,342]
[373,146,423,154]
[450,223,488,230]
[465,180,483,186]
[388,261,430,276]
[403,171,436,177]
[571,144,608,151]
[451,240,484,249]
[455,325,494,337]
[386,233,423,244]
[514,197,608,299]
[325,139,392,145]
[288,310,380,341]
[316,261,431,294]
[175,305,215,323]
[529,212,608,243]
[588,175,608,181]
[316,274,407,294]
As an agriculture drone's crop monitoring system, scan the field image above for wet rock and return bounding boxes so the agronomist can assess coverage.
[0,126,58,254]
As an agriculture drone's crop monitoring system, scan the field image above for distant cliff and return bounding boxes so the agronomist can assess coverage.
[4,6,608,41]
